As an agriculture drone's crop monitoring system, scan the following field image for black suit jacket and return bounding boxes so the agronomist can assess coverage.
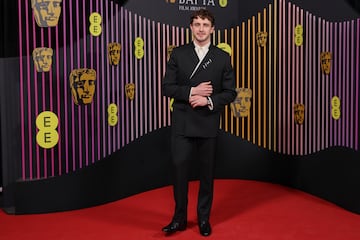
[162,42,236,138]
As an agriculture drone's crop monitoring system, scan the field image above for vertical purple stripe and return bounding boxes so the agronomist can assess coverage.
[346,21,350,148]
[157,22,161,129]
[83,0,89,166]
[41,28,47,178]
[134,14,139,139]
[321,19,325,151]
[338,23,342,146]
[96,0,101,159]
[292,5,295,155]
[317,19,321,151]
[329,22,333,147]
[312,15,316,153]
[350,21,354,149]
[69,0,76,171]
[342,22,346,146]
[121,7,125,147]
[299,9,303,155]
[125,11,129,144]
[129,12,134,142]
[304,12,309,155]
[63,0,69,173]
[116,3,120,150]
[33,17,40,178]
[90,0,95,163]
[106,0,111,155]
[151,20,156,132]
[76,0,83,169]
[139,17,144,136]
[287,2,291,154]
[101,0,106,157]
[25,0,33,179]
[111,0,115,152]
[325,21,329,149]
[56,9,61,175]
[334,23,338,146]
[356,19,359,150]
[144,18,149,134]
[278,0,282,153]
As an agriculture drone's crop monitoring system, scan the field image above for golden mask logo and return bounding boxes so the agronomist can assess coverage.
[69,68,96,105]
[294,103,305,125]
[33,47,53,72]
[125,83,135,100]
[320,52,332,75]
[31,0,62,27]
[108,42,121,65]
[230,88,252,118]
[256,31,268,47]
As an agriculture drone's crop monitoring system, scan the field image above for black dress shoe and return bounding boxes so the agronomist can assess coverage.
[162,220,187,233]
[198,220,211,236]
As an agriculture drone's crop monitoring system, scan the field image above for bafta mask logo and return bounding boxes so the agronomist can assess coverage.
[31,0,62,27]
[69,68,96,105]
[256,31,268,47]
[167,45,176,61]
[231,88,252,117]
[108,42,121,65]
[125,83,135,100]
[33,47,53,72]
[294,103,305,125]
[320,52,332,75]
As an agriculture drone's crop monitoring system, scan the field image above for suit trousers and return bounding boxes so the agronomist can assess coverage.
[171,134,217,222]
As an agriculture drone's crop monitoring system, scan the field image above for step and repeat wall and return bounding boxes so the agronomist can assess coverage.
[1,0,360,213]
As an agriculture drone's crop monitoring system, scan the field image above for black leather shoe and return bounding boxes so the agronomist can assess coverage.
[162,220,187,233]
[198,220,211,236]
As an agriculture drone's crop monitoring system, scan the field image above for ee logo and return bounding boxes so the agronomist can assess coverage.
[294,24,303,46]
[36,111,59,149]
[331,96,341,120]
[89,12,102,37]
[108,103,118,126]
[219,0,228,7]
[134,37,144,59]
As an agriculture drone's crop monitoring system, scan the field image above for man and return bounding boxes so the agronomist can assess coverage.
[162,9,236,237]
[31,0,63,27]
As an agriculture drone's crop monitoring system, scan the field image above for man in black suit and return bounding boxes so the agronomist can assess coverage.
[162,9,236,237]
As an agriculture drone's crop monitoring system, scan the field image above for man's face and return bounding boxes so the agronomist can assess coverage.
[33,47,53,72]
[320,52,331,75]
[125,83,135,100]
[190,17,214,46]
[231,88,252,117]
[32,0,62,27]
[294,104,305,125]
[70,69,96,105]
[108,43,121,65]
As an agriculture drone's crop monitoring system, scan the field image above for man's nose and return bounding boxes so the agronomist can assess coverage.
[48,4,55,15]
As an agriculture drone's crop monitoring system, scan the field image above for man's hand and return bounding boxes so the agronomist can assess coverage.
[191,81,213,97]
[189,95,208,108]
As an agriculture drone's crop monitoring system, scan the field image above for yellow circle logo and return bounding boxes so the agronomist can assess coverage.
[36,111,59,149]
[217,43,232,56]
[219,0,228,8]
[89,12,102,24]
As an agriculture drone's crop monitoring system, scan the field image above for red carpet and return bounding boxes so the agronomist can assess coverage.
[1,179,360,240]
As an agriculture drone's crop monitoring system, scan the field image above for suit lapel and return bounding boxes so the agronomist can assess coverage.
[189,44,215,80]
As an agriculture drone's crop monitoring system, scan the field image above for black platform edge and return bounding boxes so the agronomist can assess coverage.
[5,128,360,215]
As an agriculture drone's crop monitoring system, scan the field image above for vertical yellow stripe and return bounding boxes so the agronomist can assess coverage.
[241,23,245,138]
[268,4,272,150]
[257,13,261,146]
[236,26,240,137]
[263,9,267,148]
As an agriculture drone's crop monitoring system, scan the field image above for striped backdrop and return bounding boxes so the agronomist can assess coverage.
[17,0,359,180]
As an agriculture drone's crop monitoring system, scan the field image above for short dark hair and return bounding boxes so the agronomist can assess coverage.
[190,9,215,26]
